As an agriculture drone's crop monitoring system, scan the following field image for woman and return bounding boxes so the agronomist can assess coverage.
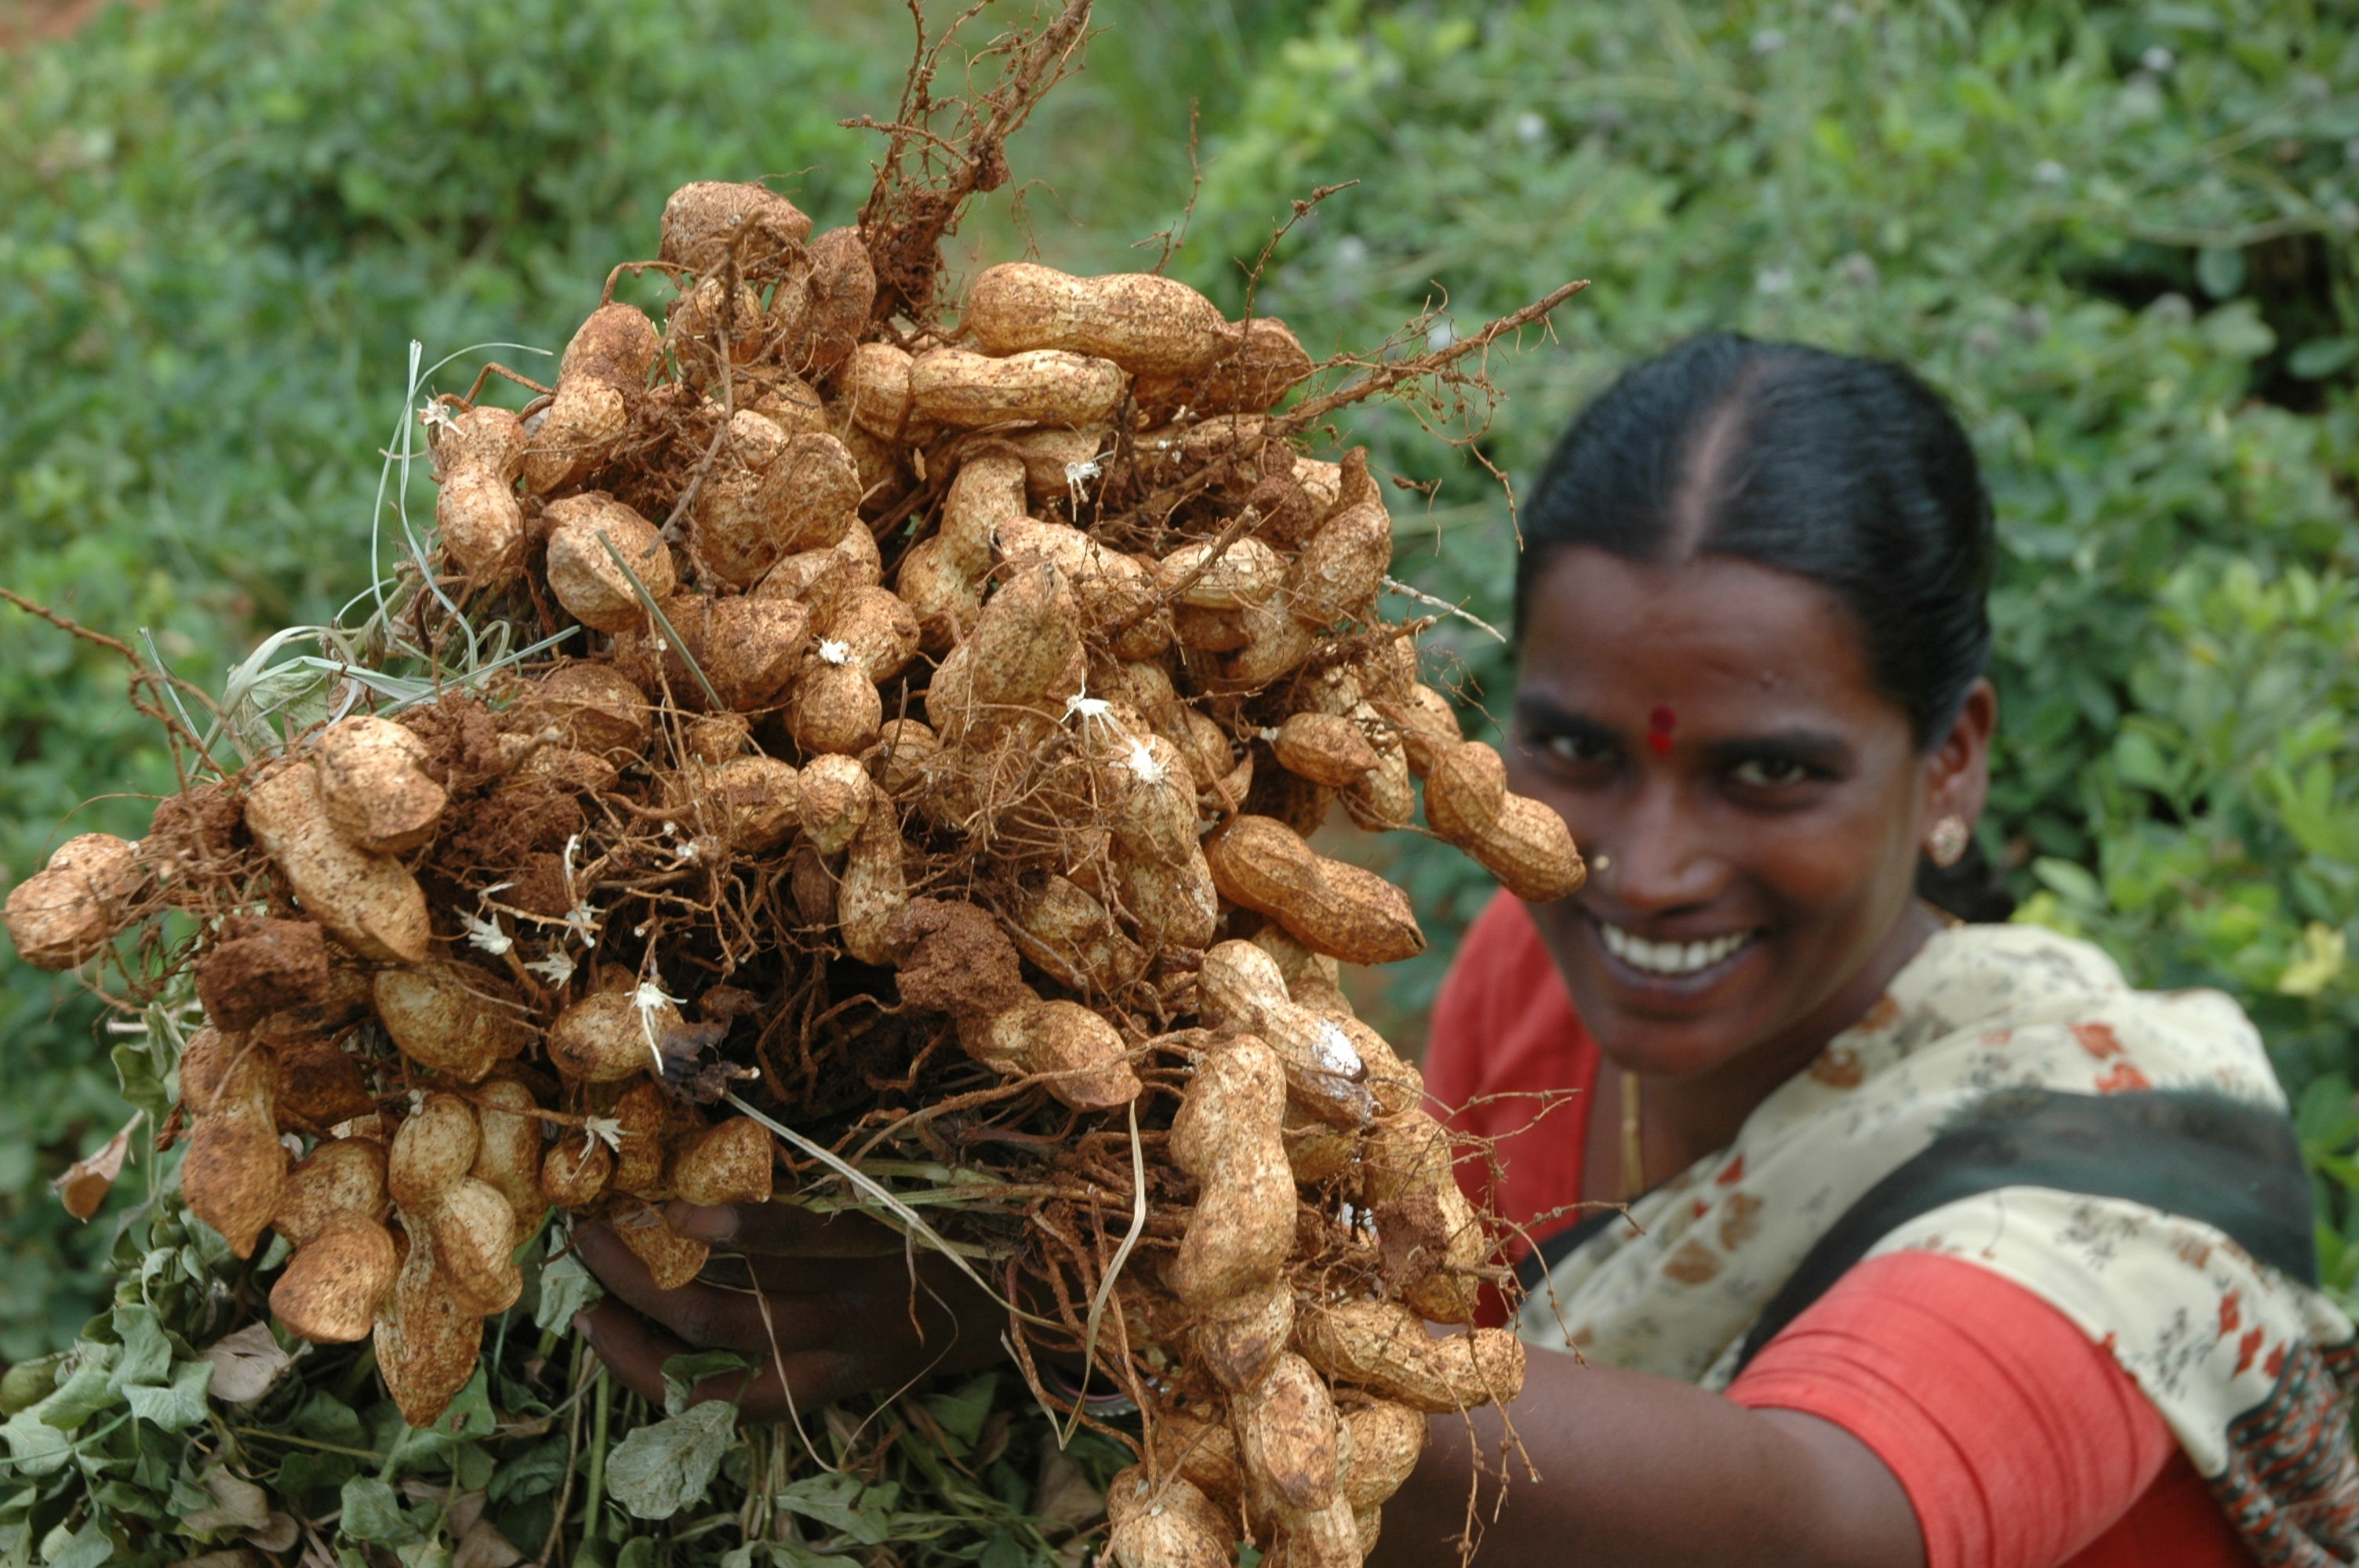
[577,335,2359,1566]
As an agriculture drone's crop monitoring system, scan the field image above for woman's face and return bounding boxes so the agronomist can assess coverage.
[1507,546,1990,1082]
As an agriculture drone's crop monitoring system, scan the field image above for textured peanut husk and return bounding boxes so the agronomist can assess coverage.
[548,990,677,1083]
[471,1078,550,1235]
[431,406,529,586]
[669,1117,776,1207]
[907,347,1126,428]
[1270,713,1379,788]
[797,754,874,856]
[1292,1301,1526,1414]
[695,755,803,853]
[243,764,431,965]
[373,962,533,1083]
[388,1093,482,1211]
[1285,502,1390,631]
[1338,1400,1427,1512]
[425,1177,525,1316]
[274,1137,390,1248]
[518,661,654,760]
[3,833,144,971]
[1167,1037,1291,1308]
[965,263,1227,377]
[986,1000,1143,1110]
[543,493,678,633]
[1204,816,1423,966]
[184,1101,289,1260]
[610,1198,710,1290]
[375,1236,485,1428]
[272,1216,399,1344]
[540,1134,614,1209]
[660,180,812,278]
[1105,1468,1234,1568]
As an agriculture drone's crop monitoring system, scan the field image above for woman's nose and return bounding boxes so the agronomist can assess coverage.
[1603,782,1724,913]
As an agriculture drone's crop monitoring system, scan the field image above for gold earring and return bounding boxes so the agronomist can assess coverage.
[1927,815,1970,869]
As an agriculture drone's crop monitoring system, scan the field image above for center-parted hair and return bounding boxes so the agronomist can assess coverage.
[1517,332,2007,917]
[1515,332,1994,749]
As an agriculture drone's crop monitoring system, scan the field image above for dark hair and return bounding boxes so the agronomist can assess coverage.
[1517,332,2011,920]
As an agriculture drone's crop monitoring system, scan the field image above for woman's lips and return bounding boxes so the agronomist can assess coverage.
[1586,914,1764,998]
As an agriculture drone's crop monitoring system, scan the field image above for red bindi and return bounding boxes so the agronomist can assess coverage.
[1646,704,1677,753]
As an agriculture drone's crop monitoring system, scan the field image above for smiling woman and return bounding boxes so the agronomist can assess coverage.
[1376,336,2359,1568]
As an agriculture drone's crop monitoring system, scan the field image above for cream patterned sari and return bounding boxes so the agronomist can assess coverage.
[1519,923,2359,1566]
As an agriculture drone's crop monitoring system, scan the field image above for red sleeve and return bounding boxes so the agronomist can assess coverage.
[1424,892,1598,1326]
[1727,1252,2245,1568]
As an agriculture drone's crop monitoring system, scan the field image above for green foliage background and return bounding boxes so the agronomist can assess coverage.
[0,0,2354,1549]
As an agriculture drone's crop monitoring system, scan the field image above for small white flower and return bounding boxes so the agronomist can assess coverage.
[461,910,512,956]
[634,978,684,1071]
[1426,321,1456,353]
[818,638,851,666]
[1124,736,1167,785]
[2033,158,2067,187]
[582,1115,623,1154]
[526,948,578,985]
[1333,235,1369,267]
[1514,111,1547,146]
[2141,45,2175,74]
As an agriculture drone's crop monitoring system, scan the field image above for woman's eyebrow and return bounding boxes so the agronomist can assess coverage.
[1700,728,1855,771]
[1512,695,1619,742]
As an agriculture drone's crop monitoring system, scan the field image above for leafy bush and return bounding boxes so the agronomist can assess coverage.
[4,0,2354,1381]
[0,0,911,1359]
[1169,0,2359,1289]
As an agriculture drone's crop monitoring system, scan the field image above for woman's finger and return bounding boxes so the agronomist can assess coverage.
[577,1298,907,1421]
[574,1301,689,1406]
[665,1199,908,1258]
[575,1223,848,1356]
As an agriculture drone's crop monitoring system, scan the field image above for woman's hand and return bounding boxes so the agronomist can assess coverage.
[573,1201,1011,1417]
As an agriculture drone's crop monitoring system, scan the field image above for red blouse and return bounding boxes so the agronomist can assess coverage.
[1423,891,2252,1568]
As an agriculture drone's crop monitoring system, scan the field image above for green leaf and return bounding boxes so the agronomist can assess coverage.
[340,1475,425,1546]
[776,1472,894,1545]
[43,1519,115,1568]
[0,1412,75,1478]
[2032,857,2107,910]
[921,1372,1000,1450]
[660,1349,752,1417]
[2196,245,2245,299]
[37,1356,121,1431]
[122,1358,213,1431]
[532,1245,602,1335]
[978,1528,1030,1568]
[107,1306,173,1393]
[605,1400,736,1521]
[2286,336,2357,379]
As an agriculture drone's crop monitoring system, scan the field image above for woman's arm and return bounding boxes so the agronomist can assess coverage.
[577,1203,1924,1566]
[1371,1342,1925,1568]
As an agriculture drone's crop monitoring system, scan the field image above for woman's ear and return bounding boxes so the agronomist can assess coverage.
[1923,678,1997,833]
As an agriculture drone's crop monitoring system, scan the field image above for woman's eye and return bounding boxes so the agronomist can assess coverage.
[1729,755,1811,787]
[1539,732,1614,765]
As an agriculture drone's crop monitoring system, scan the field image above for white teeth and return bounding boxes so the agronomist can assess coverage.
[1598,921,1754,976]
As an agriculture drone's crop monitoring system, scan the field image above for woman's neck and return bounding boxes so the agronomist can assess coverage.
[1632,900,1945,1174]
